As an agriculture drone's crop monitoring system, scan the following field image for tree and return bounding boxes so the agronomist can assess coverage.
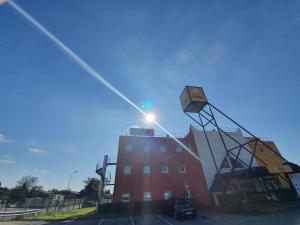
[83,178,100,190]
[49,188,60,194]
[9,185,29,202]
[0,186,9,200]
[79,177,100,201]
[17,176,39,191]
[8,176,42,201]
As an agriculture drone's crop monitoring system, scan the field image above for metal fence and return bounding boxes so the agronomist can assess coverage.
[44,197,84,214]
[0,197,85,214]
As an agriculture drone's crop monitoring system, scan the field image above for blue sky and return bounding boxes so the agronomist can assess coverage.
[0,0,300,191]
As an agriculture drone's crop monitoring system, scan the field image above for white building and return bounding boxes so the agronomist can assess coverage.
[191,127,258,189]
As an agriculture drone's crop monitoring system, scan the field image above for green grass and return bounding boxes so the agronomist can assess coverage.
[22,207,96,221]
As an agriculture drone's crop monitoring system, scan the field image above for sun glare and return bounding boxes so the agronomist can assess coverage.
[146,113,155,123]
[6,0,202,163]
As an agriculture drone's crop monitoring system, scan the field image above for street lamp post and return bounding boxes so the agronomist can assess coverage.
[66,170,78,191]
[61,170,78,211]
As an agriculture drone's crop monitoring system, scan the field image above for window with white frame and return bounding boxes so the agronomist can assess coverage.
[122,193,130,202]
[161,165,169,174]
[164,191,172,200]
[143,145,150,152]
[144,192,152,201]
[123,165,132,174]
[125,144,133,152]
[143,166,151,174]
[160,145,167,153]
[176,145,182,152]
[178,165,186,173]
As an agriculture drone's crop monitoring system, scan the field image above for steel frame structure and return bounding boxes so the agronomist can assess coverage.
[96,155,116,203]
[184,102,291,185]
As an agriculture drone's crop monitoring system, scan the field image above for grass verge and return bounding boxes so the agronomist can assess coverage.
[22,207,96,221]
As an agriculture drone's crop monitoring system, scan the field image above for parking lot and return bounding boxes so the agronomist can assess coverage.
[1,207,300,225]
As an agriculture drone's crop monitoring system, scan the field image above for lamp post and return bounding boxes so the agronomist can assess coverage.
[61,170,78,211]
[66,170,78,191]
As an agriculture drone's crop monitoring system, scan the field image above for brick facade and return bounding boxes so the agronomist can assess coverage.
[113,129,211,207]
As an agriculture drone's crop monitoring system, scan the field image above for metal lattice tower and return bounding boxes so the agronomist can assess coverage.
[180,86,292,185]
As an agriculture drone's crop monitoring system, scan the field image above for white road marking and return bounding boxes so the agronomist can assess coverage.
[130,216,135,225]
[156,214,173,225]
[98,218,104,225]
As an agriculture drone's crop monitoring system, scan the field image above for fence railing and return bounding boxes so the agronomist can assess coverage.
[0,197,86,220]
[0,209,43,221]
[45,198,84,214]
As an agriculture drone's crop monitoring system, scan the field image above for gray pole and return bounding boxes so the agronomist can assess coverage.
[67,170,78,191]
[61,170,78,211]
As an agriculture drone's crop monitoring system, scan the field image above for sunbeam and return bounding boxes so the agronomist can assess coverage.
[6,0,204,165]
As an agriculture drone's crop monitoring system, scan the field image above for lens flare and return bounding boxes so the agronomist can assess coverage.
[6,0,205,166]
[145,113,155,123]
[142,100,153,110]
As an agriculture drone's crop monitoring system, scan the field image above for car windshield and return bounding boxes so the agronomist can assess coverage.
[176,199,194,207]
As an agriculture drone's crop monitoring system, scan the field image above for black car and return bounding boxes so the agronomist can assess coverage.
[165,198,197,220]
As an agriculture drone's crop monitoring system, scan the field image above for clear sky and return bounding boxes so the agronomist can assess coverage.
[0,0,300,191]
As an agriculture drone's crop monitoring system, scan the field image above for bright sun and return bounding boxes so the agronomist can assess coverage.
[145,113,155,123]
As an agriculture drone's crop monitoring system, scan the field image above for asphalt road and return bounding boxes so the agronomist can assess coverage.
[2,207,300,225]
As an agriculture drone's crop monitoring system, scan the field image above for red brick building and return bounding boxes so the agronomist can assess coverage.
[113,128,211,207]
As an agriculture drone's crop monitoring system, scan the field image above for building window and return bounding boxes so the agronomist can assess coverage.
[125,144,133,152]
[187,144,192,150]
[144,192,152,201]
[164,191,172,200]
[123,165,132,174]
[122,193,130,202]
[161,165,169,174]
[176,145,182,152]
[143,145,150,152]
[143,166,151,174]
[160,145,167,153]
[178,165,186,173]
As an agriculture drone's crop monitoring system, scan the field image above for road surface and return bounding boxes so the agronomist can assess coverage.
[2,207,300,225]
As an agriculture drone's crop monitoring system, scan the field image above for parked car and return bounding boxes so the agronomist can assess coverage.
[165,198,197,220]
